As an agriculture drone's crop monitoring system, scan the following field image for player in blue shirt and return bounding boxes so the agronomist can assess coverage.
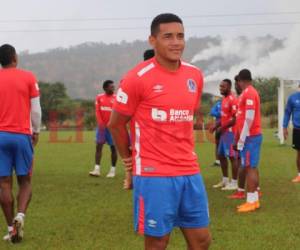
[210,99,221,166]
[283,84,300,183]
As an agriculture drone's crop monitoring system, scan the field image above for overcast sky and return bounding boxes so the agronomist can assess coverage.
[1,0,299,53]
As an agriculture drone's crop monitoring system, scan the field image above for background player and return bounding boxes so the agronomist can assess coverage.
[235,69,262,213]
[89,80,117,178]
[0,44,41,242]
[283,83,300,183]
[108,13,211,250]
[209,98,221,167]
[211,79,238,190]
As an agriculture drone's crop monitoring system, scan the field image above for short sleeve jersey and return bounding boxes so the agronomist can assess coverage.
[220,93,237,132]
[95,93,115,126]
[236,85,261,136]
[113,58,203,177]
[0,68,39,135]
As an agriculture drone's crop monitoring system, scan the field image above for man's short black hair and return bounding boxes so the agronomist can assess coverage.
[103,80,114,90]
[151,13,183,36]
[222,78,232,87]
[0,44,16,67]
[234,75,240,82]
[143,49,155,61]
[238,69,252,81]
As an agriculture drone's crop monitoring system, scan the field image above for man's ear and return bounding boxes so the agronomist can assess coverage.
[148,35,156,48]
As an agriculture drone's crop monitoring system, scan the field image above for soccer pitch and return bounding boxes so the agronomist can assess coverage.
[0,129,299,250]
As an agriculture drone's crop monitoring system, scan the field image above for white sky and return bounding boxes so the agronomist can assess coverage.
[1,0,299,53]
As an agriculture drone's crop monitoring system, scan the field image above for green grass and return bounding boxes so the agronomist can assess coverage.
[0,129,299,249]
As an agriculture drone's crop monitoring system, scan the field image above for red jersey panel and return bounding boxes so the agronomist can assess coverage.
[0,68,39,135]
[113,58,203,177]
[220,93,237,132]
[95,93,115,126]
[236,85,261,136]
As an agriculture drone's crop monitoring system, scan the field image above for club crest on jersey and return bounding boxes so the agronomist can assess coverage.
[187,79,196,93]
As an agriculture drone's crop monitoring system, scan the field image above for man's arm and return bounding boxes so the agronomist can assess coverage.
[107,110,132,189]
[237,110,254,150]
[283,96,293,140]
[31,96,42,146]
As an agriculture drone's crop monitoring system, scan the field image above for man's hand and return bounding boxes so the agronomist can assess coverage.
[122,157,133,190]
[237,140,244,151]
[123,171,133,190]
[283,128,288,140]
[32,133,39,146]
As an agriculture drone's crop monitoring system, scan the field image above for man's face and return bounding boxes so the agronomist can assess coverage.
[235,81,242,95]
[149,22,185,62]
[105,83,115,95]
[219,81,230,96]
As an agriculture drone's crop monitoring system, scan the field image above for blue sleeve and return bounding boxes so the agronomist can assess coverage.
[283,96,293,128]
[210,101,221,118]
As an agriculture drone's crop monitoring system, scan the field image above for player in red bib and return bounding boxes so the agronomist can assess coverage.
[235,69,262,213]
[108,13,211,250]
[0,44,41,242]
[89,80,117,178]
[211,79,238,191]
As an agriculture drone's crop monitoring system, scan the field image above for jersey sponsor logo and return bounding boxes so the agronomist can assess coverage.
[152,84,164,93]
[246,99,254,105]
[170,109,193,122]
[151,108,167,122]
[187,79,197,93]
[116,88,128,104]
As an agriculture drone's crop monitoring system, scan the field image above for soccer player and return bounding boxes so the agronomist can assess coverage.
[283,83,300,183]
[89,80,117,178]
[143,49,155,61]
[235,69,262,213]
[228,75,246,199]
[0,44,41,242]
[108,13,211,250]
[211,79,238,190]
[209,98,221,167]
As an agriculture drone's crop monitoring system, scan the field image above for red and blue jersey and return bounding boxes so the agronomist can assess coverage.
[236,85,261,136]
[95,93,115,126]
[0,68,39,135]
[113,58,203,177]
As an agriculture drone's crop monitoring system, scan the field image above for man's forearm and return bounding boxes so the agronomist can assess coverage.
[109,126,131,159]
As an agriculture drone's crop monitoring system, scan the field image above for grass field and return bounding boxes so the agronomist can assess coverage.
[0,129,299,250]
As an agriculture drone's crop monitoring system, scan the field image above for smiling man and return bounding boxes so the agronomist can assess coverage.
[108,13,211,250]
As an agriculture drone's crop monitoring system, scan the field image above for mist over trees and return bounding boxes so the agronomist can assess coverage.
[19,36,283,99]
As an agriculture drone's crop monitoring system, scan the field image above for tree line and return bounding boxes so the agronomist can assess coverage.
[40,77,280,130]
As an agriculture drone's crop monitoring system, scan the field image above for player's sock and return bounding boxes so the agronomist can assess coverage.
[231,179,237,185]
[222,177,229,184]
[94,165,100,171]
[8,226,13,233]
[16,213,25,219]
[237,188,245,192]
[298,172,300,177]
[246,192,256,203]
[254,191,259,202]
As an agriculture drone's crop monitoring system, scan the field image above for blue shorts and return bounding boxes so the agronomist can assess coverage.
[0,132,33,177]
[240,134,263,168]
[133,174,209,237]
[218,131,236,158]
[96,127,114,146]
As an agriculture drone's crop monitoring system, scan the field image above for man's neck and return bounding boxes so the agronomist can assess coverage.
[155,55,180,72]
